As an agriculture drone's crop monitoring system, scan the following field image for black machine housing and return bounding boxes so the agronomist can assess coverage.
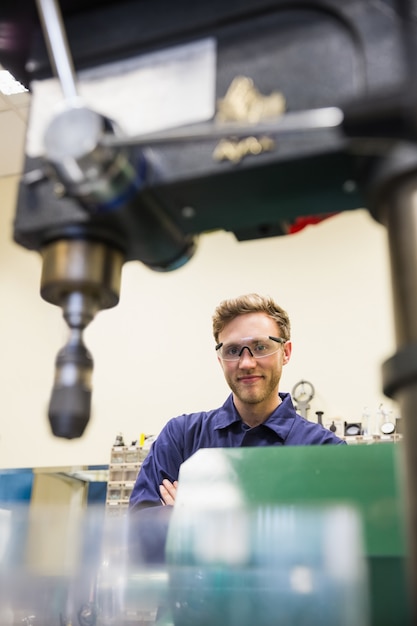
[1,0,416,258]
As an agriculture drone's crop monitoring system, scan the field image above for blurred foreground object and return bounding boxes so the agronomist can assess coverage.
[0,445,410,626]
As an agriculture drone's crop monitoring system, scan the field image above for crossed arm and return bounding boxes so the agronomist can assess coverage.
[159,479,178,505]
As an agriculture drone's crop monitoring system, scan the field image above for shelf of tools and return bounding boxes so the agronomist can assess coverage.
[106,435,151,515]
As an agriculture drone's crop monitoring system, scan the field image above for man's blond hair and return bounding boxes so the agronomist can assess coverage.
[212,293,291,343]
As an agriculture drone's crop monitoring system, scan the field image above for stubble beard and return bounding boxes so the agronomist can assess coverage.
[228,370,281,406]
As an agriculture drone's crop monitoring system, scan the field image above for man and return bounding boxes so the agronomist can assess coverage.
[129,293,345,511]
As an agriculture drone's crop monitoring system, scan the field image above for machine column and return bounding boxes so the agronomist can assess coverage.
[375,165,417,617]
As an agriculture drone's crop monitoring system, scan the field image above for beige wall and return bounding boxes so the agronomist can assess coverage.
[0,174,398,469]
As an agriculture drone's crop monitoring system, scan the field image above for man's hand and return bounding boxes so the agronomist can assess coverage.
[159,479,178,505]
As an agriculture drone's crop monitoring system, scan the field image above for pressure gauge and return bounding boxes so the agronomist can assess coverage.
[292,380,315,404]
[291,380,315,419]
[381,421,395,435]
[379,405,396,435]
[345,422,362,436]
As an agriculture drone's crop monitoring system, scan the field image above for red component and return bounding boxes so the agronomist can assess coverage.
[288,213,339,234]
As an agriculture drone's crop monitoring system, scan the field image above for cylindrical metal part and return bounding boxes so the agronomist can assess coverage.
[48,335,93,438]
[40,239,124,439]
[40,239,124,309]
[380,174,417,346]
[62,291,98,329]
[377,171,417,621]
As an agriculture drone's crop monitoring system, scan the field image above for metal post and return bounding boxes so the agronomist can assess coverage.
[35,0,79,102]
[379,171,417,618]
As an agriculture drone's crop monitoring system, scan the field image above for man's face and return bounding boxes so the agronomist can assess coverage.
[217,312,292,407]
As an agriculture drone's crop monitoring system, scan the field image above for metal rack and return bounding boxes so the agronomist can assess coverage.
[344,434,403,445]
[106,445,149,515]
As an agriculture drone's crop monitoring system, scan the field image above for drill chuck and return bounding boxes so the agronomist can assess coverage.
[48,336,93,439]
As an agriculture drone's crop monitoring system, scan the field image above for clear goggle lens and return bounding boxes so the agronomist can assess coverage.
[216,336,286,361]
